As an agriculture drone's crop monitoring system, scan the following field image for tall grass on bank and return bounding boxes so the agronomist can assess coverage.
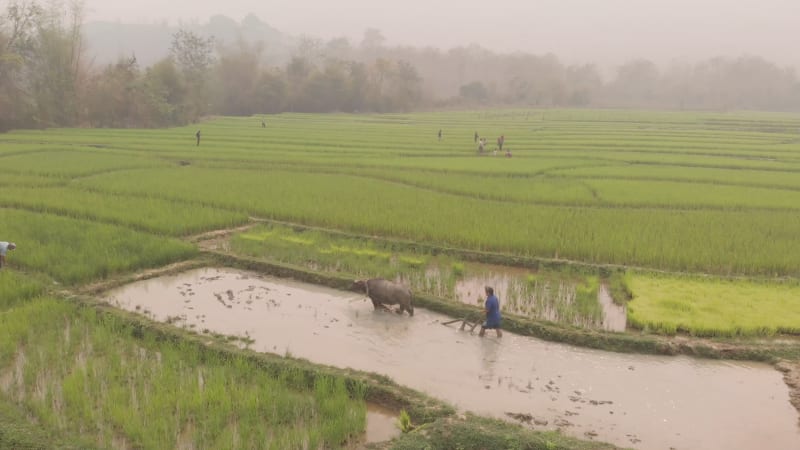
[627,274,800,337]
[0,208,196,284]
[0,299,367,449]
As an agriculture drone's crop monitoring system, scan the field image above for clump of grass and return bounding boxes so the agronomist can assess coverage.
[389,414,617,450]
[0,271,44,311]
[397,409,414,433]
[607,271,633,305]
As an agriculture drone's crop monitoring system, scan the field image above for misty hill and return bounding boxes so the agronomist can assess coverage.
[84,14,293,67]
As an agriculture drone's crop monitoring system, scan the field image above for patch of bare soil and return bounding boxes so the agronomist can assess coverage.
[188,224,256,244]
[190,224,257,253]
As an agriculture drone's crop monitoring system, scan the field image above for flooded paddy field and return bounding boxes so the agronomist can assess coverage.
[104,268,800,450]
[441,263,627,331]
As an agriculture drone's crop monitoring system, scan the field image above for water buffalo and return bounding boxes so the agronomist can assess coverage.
[351,278,414,316]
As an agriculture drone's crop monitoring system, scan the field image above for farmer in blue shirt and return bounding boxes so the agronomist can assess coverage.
[0,242,16,269]
[479,286,503,338]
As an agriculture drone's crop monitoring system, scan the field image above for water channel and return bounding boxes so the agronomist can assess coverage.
[104,268,800,450]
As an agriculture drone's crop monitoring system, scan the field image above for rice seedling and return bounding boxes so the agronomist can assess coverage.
[627,274,800,337]
[0,298,367,449]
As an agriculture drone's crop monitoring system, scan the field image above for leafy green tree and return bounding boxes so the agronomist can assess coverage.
[170,29,215,121]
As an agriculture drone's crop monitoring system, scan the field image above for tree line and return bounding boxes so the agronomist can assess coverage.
[2,1,799,131]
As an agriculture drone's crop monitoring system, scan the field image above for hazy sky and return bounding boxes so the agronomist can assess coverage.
[84,0,800,68]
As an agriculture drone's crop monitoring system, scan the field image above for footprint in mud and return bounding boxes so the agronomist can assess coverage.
[544,381,560,393]
[626,434,642,444]
[554,419,573,428]
[505,412,533,424]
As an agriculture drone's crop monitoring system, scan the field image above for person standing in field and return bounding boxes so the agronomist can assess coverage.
[0,242,16,269]
[474,131,479,143]
[479,286,502,338]
[261,120,266,128]
[196,130,201,146]
[498,135,505,151]
[477,138,485,153]
[438,129,442,141]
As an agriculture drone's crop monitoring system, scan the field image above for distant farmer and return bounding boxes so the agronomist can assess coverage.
[477,138,485,153]
[505,148,512,158]
[479,286,502,338]
[195,130,201,146]
[438,129,442,141]
[498,135,505,151]
[262,120,266,128]
[474,131,479,143]
[0,242,16,269]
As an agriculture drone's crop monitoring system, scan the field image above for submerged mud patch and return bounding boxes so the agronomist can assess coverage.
[364,405,400,444]
[105,268,800,450]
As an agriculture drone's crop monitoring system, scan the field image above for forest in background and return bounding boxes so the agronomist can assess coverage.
[2,1,800,130]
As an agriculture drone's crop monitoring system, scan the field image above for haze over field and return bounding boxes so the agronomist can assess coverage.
[84,0,800,69]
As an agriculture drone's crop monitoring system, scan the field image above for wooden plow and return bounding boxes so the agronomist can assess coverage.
[442,316,482,333]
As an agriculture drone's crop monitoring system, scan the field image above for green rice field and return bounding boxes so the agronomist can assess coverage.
[3,109,800,447]
[3,110,796,276]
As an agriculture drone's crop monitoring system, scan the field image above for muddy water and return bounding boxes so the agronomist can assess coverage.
[598,284,627,332]
[364,405,400,444]
[105,268,800,450]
